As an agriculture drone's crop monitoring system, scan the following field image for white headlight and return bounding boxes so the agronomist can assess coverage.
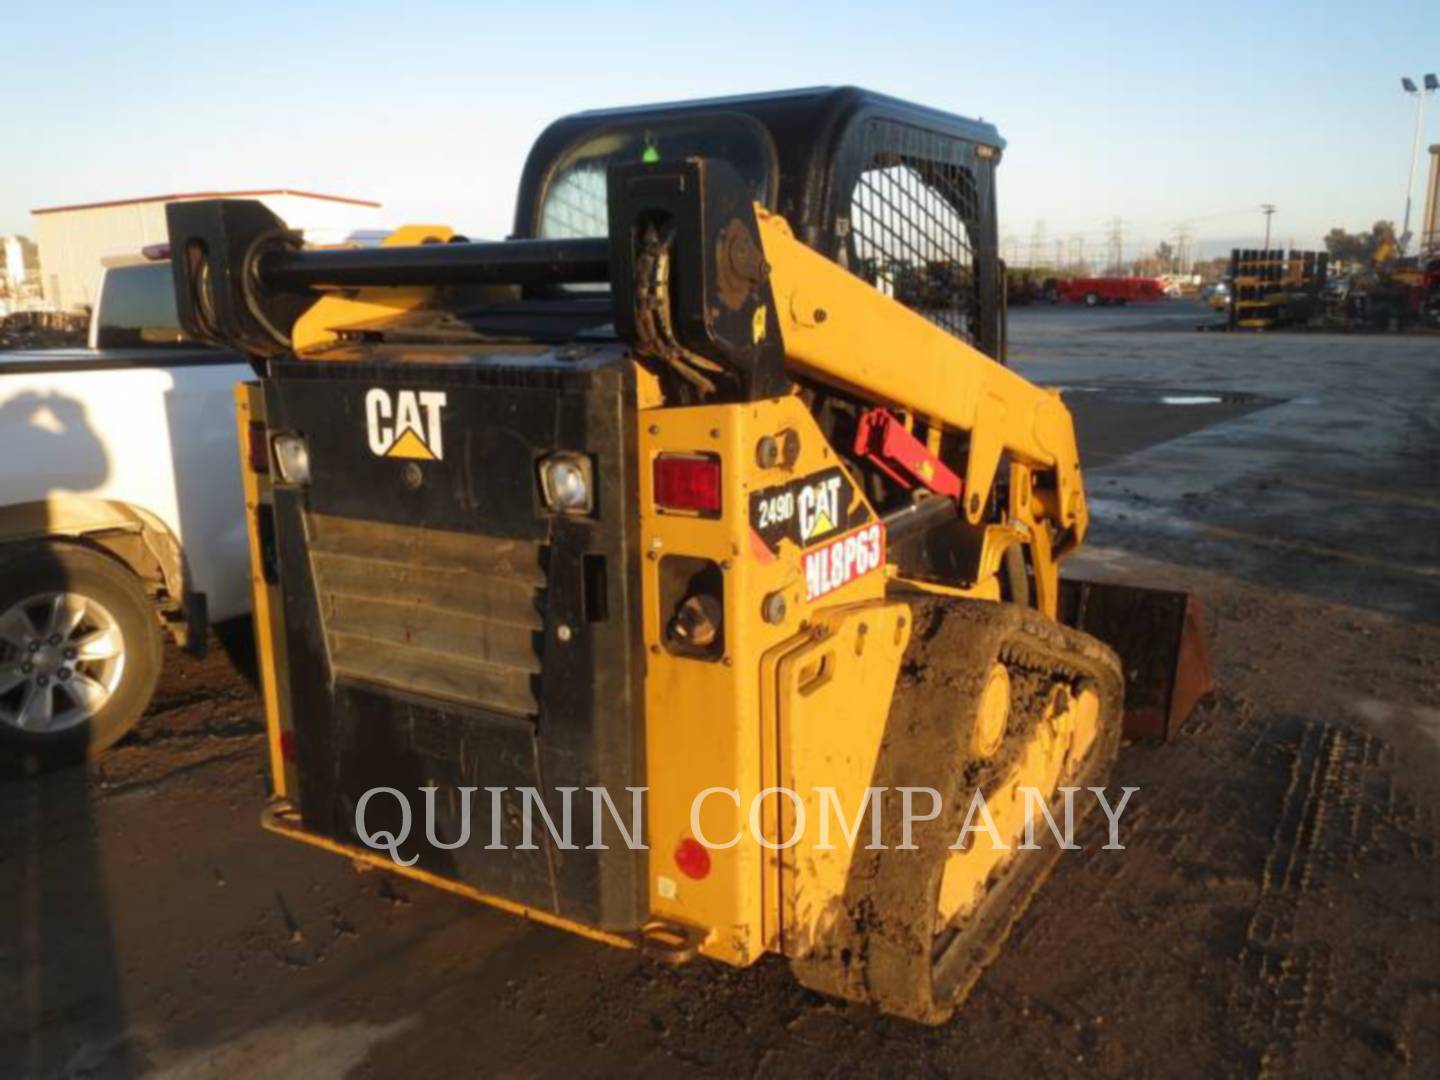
[272,434,311,486]
[540,454,593,514]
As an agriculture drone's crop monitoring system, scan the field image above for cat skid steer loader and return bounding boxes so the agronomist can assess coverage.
[167,87,1210,1023]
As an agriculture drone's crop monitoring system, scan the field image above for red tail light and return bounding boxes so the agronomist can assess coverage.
[653,453,721,514]
[674,837,712,880]
[247,421,270,474]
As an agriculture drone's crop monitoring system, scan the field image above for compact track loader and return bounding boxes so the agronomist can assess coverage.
[167,87,1209,1023]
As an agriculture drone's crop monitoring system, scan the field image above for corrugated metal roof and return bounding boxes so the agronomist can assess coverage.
[32,189,381,215]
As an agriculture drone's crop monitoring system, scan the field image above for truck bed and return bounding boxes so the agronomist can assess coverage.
[0,347,242,374]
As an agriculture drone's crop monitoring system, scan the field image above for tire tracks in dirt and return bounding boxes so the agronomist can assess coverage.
[1228,719,1435,1075]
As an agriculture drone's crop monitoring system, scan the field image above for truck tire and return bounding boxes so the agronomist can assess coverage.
[1084,292,1099,306]
[0,542,163,772]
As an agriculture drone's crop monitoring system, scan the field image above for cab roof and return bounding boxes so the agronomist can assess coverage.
[513,86,1004,240]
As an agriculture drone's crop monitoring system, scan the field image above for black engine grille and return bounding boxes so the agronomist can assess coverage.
[306,512,544,718]
[266,352,646,928]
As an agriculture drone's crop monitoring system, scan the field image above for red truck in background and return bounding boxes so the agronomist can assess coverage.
[1052,276,1167,305]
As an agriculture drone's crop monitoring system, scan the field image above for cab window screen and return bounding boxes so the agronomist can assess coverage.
[847,120,981,343]
[538,117,773,240]
[95,263,192,349]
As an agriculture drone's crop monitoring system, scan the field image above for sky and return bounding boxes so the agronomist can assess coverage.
[5,1,1438,263]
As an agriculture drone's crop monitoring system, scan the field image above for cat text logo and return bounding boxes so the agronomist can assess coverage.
[365,389,447,461]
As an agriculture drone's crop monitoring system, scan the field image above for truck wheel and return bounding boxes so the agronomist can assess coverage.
[0,543,162,771]
[1084,292,1099,306]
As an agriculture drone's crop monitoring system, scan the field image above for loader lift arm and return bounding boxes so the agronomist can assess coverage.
[169,161,1085,619]
[753,207,1087,615]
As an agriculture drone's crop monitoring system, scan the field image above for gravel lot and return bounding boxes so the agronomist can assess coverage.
[4,301,1438,1078]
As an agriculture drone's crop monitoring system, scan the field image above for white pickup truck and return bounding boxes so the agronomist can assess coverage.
[0,255,251,769]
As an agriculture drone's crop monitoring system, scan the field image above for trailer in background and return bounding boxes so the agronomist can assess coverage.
[1053,276,1166,305]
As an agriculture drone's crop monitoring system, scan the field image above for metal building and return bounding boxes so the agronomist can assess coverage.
[31,189,382,311]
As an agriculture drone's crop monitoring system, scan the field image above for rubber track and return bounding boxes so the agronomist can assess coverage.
[790,596,1124,1024]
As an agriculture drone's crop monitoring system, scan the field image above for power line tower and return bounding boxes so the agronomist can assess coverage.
[1171,225,1194,274]
[1105,218,1124,274]
[1028,219,1046,269]
[1261,204,1277,250]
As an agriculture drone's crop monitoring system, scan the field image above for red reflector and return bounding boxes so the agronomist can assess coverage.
[674,837,712,880]
[279,731,297,762]
[247,422,269,474]
[653,454,721,514]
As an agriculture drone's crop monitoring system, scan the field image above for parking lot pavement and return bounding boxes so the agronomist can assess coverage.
[1012,301,1440,624]
[3,301,1438,1078]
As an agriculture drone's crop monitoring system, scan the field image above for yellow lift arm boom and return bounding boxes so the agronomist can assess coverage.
[757,208,1088,543]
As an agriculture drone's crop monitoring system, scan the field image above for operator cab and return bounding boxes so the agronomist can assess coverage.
[514,87,1006,358]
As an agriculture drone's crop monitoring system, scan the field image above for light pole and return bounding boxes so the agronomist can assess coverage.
[1261,204,1276,250]
[1400,75,1438,255]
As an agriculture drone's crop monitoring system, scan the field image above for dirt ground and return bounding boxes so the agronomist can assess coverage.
[3,301,1438,1078]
